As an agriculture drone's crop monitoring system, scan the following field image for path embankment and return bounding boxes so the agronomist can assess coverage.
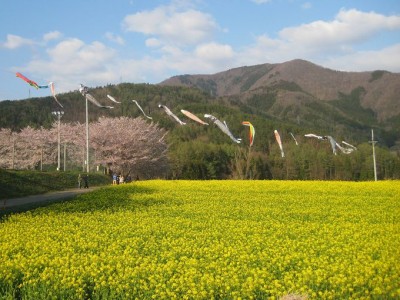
[2,187,98,209]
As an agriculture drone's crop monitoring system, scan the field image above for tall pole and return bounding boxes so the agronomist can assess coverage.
[86,96,90,173]
[12,139,15,169]
[63,143,66,171]
[82,145,85,172]
[369,129,378,181]
[58,116,61,171]
[52,111,64,171]
[40,147,43,171]
[79,83,112,173]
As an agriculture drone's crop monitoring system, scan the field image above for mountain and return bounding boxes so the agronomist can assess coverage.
[159,59,400,148]
[161,59,399,119]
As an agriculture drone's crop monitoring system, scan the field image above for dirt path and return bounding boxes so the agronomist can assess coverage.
[2,187,99,209]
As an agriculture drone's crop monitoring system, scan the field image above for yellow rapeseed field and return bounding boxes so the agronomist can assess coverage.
[0,180,399,299]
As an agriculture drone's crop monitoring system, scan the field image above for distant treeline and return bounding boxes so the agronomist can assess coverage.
[0,83,399,180]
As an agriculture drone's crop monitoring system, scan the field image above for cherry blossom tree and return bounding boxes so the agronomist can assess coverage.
[0,128,15,169]
[0,126,55,170]
[0,117,169,177]
[58,122,86,171]
[90,117,169,178]
[16,126,46,169]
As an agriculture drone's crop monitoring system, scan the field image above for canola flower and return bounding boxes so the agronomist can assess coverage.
[0,180,399,299]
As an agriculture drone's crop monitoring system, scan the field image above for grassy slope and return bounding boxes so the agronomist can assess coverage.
[0,169,111,199]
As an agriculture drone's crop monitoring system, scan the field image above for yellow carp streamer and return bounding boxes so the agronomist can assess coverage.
[242,121,255,146]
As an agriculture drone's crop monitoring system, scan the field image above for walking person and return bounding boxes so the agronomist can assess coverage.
[83,174,89,188]
[112,173,117,185]
[126,174,131,183]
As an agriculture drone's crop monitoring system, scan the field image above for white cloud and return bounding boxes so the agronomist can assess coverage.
[235,9,400,72]
[122,4,218,47]
[24,38,118,93]
[1,32,61,50]
[250,0,271,4]
[43,31,62,42]
[195,43,234,62]
[50,39,115,67]
[237,35,288,66]
[279,9,400,51]
[144,42,236,77]
[105,32,125,45]
[1,34,35,49]
[323,44,400,72]
[160,44,184,57]
[145,38,162,47]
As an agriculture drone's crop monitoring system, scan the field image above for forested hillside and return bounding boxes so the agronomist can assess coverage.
[1,60,399,180]
[161,59,400,148]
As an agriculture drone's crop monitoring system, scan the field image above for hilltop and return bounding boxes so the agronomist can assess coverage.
[160,59,400,122]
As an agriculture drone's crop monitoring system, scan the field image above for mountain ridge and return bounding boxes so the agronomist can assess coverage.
[160,59,400,122]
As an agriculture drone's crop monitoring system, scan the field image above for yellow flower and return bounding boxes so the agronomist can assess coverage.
[0,180,398,299]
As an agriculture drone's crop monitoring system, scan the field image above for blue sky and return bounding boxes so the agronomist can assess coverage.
[1,0,399,101]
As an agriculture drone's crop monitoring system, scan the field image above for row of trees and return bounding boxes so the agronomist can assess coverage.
[0,117,168,178]
[167,138,400,181]
[163,109,400,180]
[1,116,399,180]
